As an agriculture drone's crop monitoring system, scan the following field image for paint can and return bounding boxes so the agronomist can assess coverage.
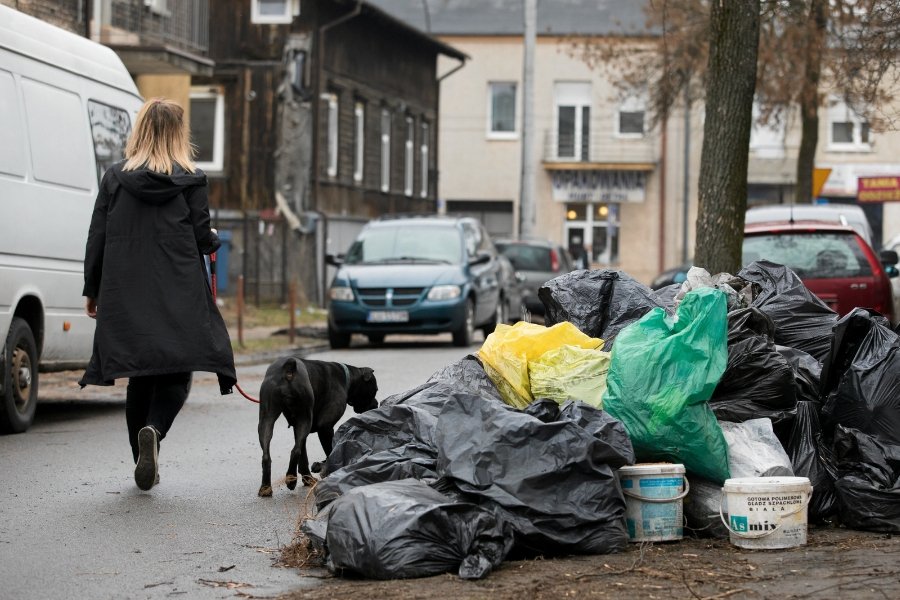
[618,463,688,542]
[720,476,813,549]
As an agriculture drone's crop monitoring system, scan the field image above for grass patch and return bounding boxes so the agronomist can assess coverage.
[219,301,327,330]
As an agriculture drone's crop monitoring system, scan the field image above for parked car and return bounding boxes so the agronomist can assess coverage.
[325,215,514,348]
[746,203,875,247]
[494,238,576,319]
[652,222,898,322]
[872,232,900,324]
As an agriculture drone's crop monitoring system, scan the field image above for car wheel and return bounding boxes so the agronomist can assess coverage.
[1,317,38,434]
[482,297,507,336]
[328,324,351,349]
[452,299,475,347]
[367,333,385,345]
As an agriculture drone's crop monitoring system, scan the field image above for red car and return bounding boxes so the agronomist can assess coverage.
[743,221,896,321]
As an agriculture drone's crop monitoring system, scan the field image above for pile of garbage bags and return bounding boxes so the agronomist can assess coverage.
[303,260,900,581]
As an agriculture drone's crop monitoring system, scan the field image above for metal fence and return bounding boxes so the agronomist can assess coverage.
[97,0,209,54]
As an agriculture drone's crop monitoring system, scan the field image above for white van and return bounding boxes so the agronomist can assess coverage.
[0,6,143,433]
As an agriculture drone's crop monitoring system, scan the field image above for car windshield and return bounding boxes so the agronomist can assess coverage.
[743,232,873,279]
[496,244,552,271]
[344,225,462,265]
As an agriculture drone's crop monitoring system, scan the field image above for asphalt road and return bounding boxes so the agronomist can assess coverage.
[0,334,475,600]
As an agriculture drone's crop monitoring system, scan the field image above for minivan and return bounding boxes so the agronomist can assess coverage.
[0,6,143,433]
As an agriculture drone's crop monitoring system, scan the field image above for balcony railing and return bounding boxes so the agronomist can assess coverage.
[542,129,658,165]
[93,0,209,55]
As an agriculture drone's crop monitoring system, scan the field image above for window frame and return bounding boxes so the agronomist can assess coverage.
[615,95,646,139]
[189,87,225,173]
[404,116,414,197]
[324,92,338,178]
[380,108,391,193]
[420,121,429,198]
[827,99,872,153]
[487,81,518,140]
[251,0,295,25]
[353,101,364,183]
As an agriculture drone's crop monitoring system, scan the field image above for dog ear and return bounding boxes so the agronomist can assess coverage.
[363,368,374,382]
[282,359,297,382]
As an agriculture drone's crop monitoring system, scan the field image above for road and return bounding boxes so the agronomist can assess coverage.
[0,335,473,600]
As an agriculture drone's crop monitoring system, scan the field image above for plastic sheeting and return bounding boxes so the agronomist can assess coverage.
[529,345,611,409]
[539,269,667,347]
[323,479,514,580]
[833,426,900,533]
[787,401,838,522]
[738,260,838,362]
[604,287,731,482]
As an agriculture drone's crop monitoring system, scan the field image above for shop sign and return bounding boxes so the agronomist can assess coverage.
[857,176,900,203]
[551,170,647,203]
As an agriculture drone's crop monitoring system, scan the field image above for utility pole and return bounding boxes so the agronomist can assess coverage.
[519,0,536,238]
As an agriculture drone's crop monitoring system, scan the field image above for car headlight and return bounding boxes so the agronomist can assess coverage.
[427,285,462,301]
[329,286,354,301]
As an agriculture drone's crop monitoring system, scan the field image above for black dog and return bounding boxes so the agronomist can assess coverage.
[257,357,378,497]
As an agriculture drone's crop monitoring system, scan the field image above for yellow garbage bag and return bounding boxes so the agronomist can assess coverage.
[478,321,603,409]
[529,345,611,409]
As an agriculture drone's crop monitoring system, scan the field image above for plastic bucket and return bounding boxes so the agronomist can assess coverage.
[618,463,688,542]
[719,476,813,550]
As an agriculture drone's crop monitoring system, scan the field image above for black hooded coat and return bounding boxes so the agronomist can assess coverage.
[79,161,236,394]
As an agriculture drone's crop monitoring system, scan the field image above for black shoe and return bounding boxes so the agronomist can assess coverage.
[135,426,159,491]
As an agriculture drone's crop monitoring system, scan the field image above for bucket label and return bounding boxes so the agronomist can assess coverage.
[730,516,748,533]
[745,494,804,512]
[639,478,683,488]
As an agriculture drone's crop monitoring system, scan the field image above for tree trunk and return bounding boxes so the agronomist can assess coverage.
[694,0,760,275]
[795,0,828,205]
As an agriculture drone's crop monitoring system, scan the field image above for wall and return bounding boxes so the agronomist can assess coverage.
[1,0,84,33]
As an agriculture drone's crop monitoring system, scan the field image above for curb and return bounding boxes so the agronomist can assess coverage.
[233,342,331,367]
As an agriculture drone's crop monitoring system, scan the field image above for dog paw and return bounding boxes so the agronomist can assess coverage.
[285,475,298,490]
[301,474,317,487]
[258,486,273,497]
[310,461,323,474]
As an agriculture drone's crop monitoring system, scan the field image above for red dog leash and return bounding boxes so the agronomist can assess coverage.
[210,246,261,404]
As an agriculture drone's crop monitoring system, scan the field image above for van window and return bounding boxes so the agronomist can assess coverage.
[21,78,93,190]
[0,70,27,178]
[88,100,131,183]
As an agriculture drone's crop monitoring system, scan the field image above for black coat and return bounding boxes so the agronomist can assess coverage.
[79,162,236,394]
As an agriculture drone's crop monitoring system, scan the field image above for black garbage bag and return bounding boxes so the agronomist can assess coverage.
[777,345,822,404]
[738,260,838,362]
[435,395,634,555]
[787,401,839,522]
[538,269,667,347]
[820,308,900,446]
[324,479,514,580]
[426,355,505,404]
[709,308,797,428]
[832,425,900,533]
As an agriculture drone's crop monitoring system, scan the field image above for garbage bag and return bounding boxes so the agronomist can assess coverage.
[786,400,838,522]
[683,475,729,539]
[820,308,900,446]
[539,269,667,347]
[777,345,822,405]
[324,479,513,580]
[435,395,634,555]
[832,426,900,533]
[529,344,611,409]
[709,308,797,428]
[674,267,759,311]
[478,321,603,409]
[738,260,838,362]
[720,419,794,478]
[603,287,731,482]
[426,355,504,405]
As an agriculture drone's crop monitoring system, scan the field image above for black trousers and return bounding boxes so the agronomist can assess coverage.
[126,372,192,463]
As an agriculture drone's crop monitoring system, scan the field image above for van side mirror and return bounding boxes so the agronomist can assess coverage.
[326,254,344,266]
[880,249,899,266]
[469,251,491,266]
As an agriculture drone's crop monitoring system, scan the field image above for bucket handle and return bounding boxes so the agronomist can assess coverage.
[718,489,812,539]
[622,476,690,503]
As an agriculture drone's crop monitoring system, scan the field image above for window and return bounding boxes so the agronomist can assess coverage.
[616,95,645,138]
[251,0,295,24]
[380,109,391,192]
[404,117,414,196]
[0,70,27,178]
[189,88,225,172]
[420,122,429,198]
[354,102,364,183]
[827,99,871,152]
[555,82,591,160]
[488,82,517,137]
[290,50,307,96]
[324,93,338,178]
[87,100,131,183]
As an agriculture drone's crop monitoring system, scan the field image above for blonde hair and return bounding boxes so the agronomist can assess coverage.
[123,98,196,174]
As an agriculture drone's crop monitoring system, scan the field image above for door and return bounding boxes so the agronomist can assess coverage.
[555,82,592,161]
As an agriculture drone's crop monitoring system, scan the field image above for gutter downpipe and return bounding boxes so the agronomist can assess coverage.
[313,1,362,307]
[659,114,667,275]
[435,57,466,215]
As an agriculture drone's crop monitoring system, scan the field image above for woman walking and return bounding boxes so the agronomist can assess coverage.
[80,98,236,491]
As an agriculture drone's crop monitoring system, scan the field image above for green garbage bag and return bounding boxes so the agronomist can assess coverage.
[603,287,730,482]
[529,345,611,409]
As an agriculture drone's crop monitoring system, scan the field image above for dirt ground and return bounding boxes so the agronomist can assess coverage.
[277,526,900,600]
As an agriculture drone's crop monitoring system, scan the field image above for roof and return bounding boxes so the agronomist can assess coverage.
[365,0,653,37]
[0,5,140,97]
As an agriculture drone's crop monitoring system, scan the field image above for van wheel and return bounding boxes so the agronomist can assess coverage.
[452,299,475,347]
[1,318,38,434]
[328,324,351,349]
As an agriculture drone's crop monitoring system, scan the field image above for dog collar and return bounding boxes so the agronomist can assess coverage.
[340,363,350,388]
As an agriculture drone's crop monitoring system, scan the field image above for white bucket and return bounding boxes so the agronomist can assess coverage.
[618,463,688,542]
[719,476,813,550]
